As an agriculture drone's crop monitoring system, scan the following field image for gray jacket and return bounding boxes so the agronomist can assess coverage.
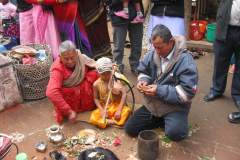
[137,38,198,117]
[216,0,233,41]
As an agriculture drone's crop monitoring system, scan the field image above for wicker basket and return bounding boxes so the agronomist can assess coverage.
[13,44,53,100]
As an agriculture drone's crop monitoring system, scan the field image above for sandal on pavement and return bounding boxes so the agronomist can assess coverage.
[228,112,240,123]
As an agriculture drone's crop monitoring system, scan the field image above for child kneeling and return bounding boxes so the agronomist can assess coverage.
[89,57,131,128]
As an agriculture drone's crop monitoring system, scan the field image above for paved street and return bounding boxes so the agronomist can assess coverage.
[1,49,240,160]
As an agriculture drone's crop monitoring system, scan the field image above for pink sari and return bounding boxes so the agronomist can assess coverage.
[19,5,60,59]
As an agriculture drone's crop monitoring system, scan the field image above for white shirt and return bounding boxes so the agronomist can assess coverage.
[155,46,175,77]
[138,46,175,81]
[160,48,174,73]
[229,0,240,26]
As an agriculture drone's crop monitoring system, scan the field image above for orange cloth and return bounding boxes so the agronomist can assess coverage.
[89,79,131,128]
[90,103,131,129]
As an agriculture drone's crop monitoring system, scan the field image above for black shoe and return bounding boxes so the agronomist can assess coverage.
[203,92,222,102]
[228,112,240,123]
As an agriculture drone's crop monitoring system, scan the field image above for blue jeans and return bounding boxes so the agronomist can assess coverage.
[124,106,189,141]
[112,23,143,72]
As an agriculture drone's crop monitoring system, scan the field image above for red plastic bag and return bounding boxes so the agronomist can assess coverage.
[189,20,208,41]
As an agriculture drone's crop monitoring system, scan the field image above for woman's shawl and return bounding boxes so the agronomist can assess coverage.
[63,50,96,87]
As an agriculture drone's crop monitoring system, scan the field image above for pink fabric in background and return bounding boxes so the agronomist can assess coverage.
[19,8,35,44]
[0,2,16,19]
[19,6,60,59]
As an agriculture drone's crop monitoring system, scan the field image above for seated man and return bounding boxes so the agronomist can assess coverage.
[125,25,198,141]
[46,40,98,124]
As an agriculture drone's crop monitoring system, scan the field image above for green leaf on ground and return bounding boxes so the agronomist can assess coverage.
[160,135,172,143]
[198,156,215,160]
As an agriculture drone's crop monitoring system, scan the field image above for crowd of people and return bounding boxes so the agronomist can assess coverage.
[0,0,112,59]
[0,0,239,142]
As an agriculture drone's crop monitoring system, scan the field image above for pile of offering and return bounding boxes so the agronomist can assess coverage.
[62,129,121,158]
[8,45,47,65]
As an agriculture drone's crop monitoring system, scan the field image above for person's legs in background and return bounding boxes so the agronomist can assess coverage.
[231,50,240,104]
[112,24,128,73]
[204,38,234,102]
[44,11,60,60]
[228,55,235,74]
[19,8,35,44]
[230,28,240,111]
[128,22,143,74]
[229,50,240,123]
[211,39,234,95]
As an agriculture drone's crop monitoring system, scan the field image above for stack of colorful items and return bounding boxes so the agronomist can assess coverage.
[0,1,19,52]
[6,44,52,100]
[61,129,121,158]
[8,45,47,65]
[0,34,18,52]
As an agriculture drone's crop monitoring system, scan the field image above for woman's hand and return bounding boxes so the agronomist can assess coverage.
[68,110,77,123]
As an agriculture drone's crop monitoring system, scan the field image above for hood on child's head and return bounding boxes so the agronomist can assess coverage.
[96,57,113,74]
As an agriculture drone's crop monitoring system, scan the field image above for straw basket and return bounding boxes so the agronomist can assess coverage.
[13,44,53,100]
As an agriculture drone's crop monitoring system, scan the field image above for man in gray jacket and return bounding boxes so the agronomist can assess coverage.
[203,0,240,123]
[124,25,198,141]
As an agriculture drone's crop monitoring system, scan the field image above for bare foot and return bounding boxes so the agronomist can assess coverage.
[107,119,116,125]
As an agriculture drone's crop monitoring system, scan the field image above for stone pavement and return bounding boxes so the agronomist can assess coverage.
[1,49,240,160]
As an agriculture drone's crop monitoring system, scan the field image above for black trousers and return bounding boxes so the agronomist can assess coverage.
[124,106,188,141]
[211,26,240,102]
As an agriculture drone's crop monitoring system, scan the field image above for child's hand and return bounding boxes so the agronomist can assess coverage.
[100,108,107,119]
[114,109,122,120]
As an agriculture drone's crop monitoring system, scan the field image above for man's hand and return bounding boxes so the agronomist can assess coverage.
[68,110,77,123]
[114,108,122,120]
[137,80,148,92]
[144,84,157,96]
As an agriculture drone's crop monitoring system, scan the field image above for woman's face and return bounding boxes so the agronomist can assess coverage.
[100,71,112,82]
[60,50,77,69]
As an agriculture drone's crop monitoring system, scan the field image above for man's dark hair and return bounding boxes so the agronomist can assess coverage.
[151,24,173,43]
